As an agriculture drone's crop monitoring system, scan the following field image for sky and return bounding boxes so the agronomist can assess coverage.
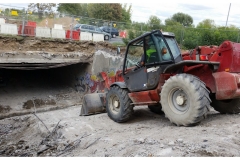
[1,0,240,27]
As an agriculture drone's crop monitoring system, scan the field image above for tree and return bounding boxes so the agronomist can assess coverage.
[181,28,200,49]
[165,18,181,26]
[170,12,193,27]
[87,3,122,21]
[121,3,132,23]
[57,3,84,16]
[197,19,216,29]
[28,3,56,19]
[147,15,161,30]
[81,4,88,17]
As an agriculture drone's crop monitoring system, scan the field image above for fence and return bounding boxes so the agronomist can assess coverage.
[0,3,240,49]
[0,4,105,41]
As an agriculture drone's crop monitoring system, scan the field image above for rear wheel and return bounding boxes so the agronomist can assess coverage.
[210,94,240,114]
[161,74,211,126]
[106,86,133,122]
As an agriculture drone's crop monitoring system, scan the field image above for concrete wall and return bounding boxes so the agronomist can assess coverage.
[54,24,63,30]
[80,32,92,41]
[0,18,5,24]
[36,27,51,38]
[51,29,65,39]
[71,50,123,94]
[93,33,104,42]
[0,24,18,35]
[75,50,123,94]
[92,50,123,75]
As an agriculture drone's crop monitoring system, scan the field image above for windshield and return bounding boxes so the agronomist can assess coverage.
[153,34,181,60]
[164,37,181,58]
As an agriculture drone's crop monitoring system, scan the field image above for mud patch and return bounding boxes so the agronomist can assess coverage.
[23,99,56,109]
[0,105,11,114]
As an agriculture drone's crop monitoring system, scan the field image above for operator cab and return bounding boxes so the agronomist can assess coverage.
[122,30,182,92]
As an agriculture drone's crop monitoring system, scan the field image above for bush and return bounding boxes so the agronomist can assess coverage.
[122,30,145,45]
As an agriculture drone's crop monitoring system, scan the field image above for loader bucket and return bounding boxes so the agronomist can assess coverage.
[80,93,106,116]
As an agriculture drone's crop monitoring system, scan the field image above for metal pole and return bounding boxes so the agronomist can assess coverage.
[110,20,112,37]
[180,27,183,47]
[70,16,74,40]
[225,3,231,29]
[237,29,240,43]
[25,7,28,21]
[21,16,25,36]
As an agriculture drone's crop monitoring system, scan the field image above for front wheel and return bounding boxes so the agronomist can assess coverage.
[161,74,211,126]
[210,94,240,114]
[106,86,133,122]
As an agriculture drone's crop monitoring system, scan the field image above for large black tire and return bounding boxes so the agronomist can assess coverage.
[210,94,240,114]
[161,74,211,126]
[148,104,164,114]
[106,86,133,122]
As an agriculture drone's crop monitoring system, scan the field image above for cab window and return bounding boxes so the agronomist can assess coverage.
[144,35,159,64]
[125,38,144,69]
[153,35,172,61]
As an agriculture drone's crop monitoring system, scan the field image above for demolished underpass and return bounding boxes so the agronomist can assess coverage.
[0,35,125,120]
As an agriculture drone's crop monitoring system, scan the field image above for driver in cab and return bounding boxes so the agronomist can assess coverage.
[137,36,167,68]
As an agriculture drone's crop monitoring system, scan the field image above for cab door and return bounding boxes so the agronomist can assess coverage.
[123,37,147,92]
[123,32,177,92]
[123,35,161,92]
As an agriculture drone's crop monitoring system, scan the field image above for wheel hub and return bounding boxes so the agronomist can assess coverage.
[168,88,189,113]
[114,100,119,108]
[176,95,185,106]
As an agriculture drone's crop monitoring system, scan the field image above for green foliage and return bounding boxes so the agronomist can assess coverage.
[122,29,145,45]
[87,3,122,21]
[164,25,183,45]
[197,19,216,29]
[131,22,149,31]
[28,3,56,20]
[181,28,200,49]
[121,4,132,23]
[165,18,181,26]
[57,3,85,16]
[147,15,161,30]
[170,12,193,27]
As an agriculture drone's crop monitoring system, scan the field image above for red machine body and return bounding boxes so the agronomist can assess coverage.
[101,40,240,105]
[182,41,240,100]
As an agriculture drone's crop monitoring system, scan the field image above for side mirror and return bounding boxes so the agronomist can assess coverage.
[117,47,120,54]
[161,47,167,55]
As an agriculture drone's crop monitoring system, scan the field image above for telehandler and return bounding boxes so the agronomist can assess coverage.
[81,29,240,126]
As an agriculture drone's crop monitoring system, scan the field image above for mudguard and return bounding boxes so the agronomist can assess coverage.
[110,82,127,89]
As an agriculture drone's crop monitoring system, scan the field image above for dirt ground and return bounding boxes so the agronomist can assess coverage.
[0,105,240,157]
[0,34,240,157]
[0,35,124,54]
